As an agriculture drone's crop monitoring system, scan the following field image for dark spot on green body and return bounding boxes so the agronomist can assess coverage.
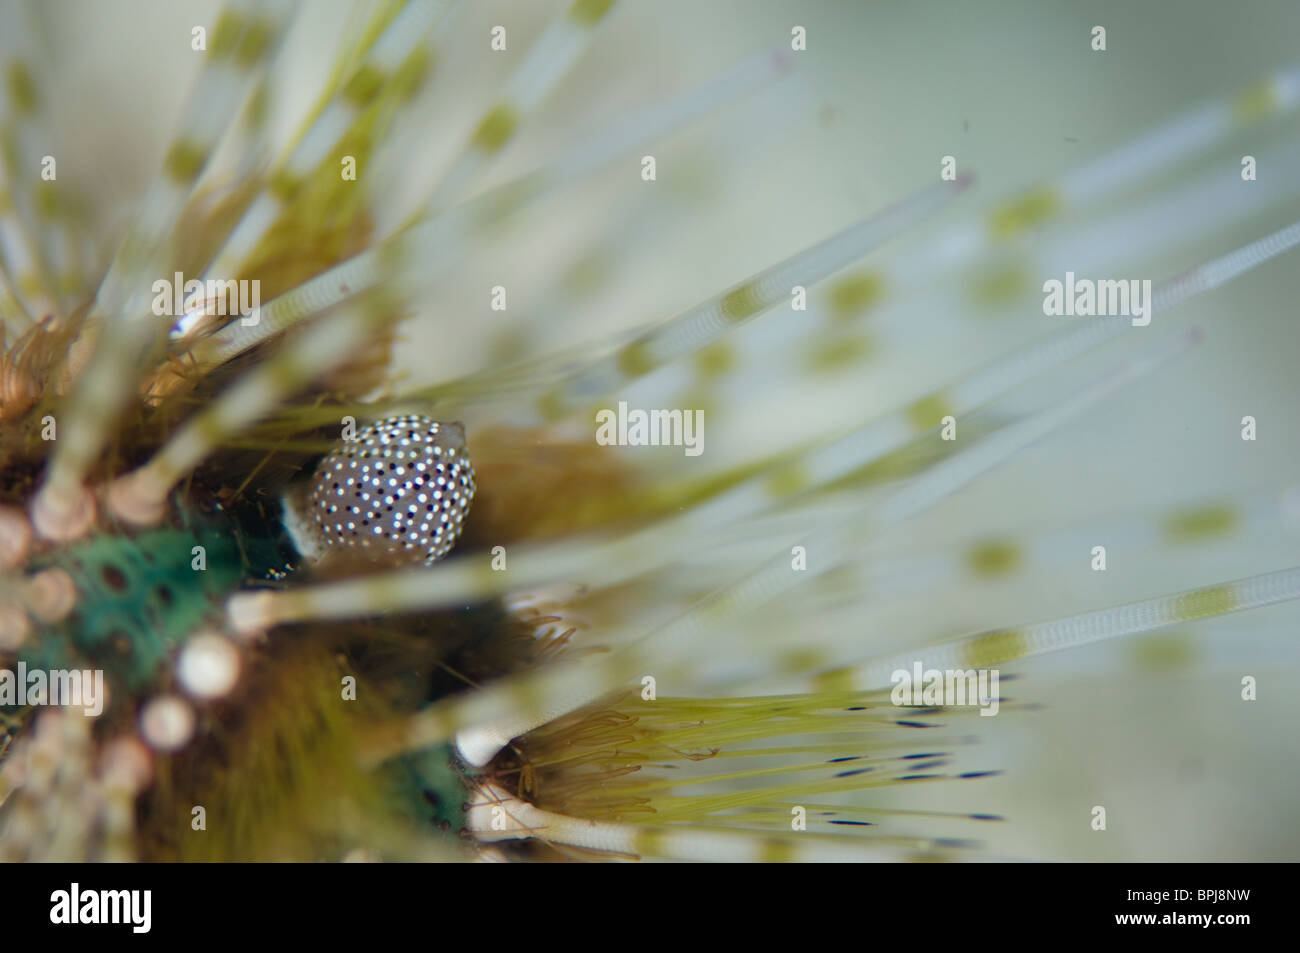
[13,510,294,708]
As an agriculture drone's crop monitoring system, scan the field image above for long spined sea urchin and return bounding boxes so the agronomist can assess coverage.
[1,0,1299,863]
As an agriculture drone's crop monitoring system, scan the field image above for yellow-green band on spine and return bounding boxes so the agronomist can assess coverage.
[617,338,657,377]
[1171,584,1238,621]
[989,187,1060,240]
[1234,81,1278,122]
[966,539,1022,578]
[905,392,954,432]
[235,17,275,66]
[827,270,884,322]
[720,281,766,323]
[210,10,245,59]
[5,63,38,115]
[968,262,1030,307]
[164,139,209,184]
[570,0,618,27]
[964,628,1029,667]
[764,463,809,499]
[342,64,388,108]
[1164,504,1239,542]
[472,103,520,154]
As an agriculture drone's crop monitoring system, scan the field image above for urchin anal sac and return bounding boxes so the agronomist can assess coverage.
[308,415,475,567]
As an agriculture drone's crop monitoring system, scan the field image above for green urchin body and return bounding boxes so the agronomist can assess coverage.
[16,512,289,698]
